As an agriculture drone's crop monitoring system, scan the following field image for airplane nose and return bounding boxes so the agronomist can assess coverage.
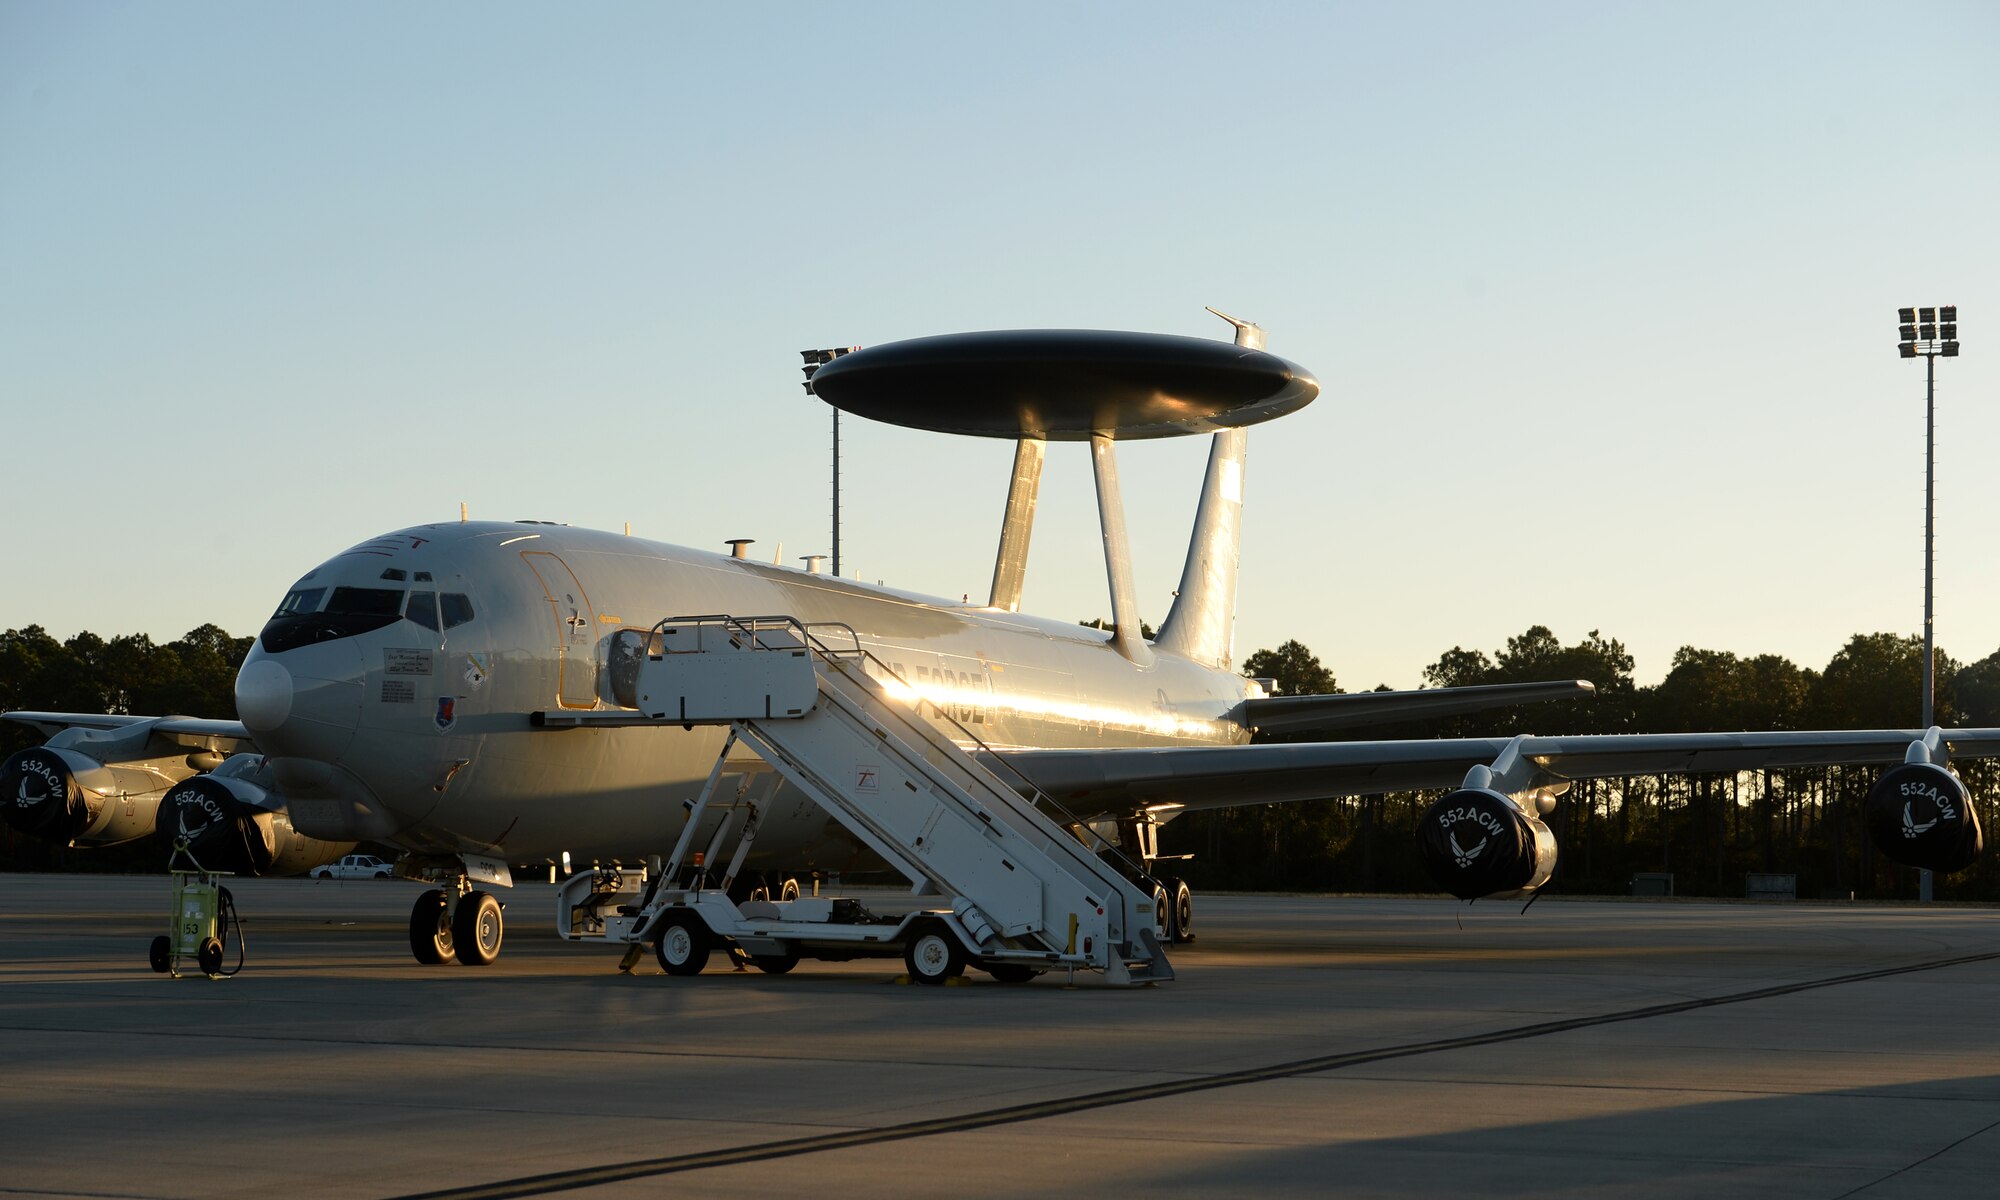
[233,641,365,763]
[236,659,293,732]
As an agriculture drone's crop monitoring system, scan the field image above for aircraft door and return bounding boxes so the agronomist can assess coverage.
[521,551,601,709]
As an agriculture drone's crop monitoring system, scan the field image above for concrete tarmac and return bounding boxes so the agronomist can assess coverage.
[2,874,1997,1199]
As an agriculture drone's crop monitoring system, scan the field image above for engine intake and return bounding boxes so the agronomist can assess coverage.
[1865,762,1984,874]
[1417,788,1558,900]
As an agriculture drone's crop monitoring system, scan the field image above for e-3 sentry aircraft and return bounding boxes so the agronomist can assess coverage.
[1,312,1987,980]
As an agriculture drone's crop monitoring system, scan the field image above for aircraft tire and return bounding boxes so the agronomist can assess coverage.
[452,890,503,966]
[409,889,454,965]
[779,877,802,902]
[1167,877,1196,944]
[1152,883,1170,938]
[903,920,965,985]
[149,935,171,974]
[654,912,711,976]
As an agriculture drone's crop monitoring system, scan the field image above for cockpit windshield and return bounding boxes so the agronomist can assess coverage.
[272,587,325,618]
[260,585,409,654]
[326,587,406,616]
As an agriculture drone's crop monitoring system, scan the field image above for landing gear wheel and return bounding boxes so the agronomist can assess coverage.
[409,888,454,964]
[982,962,1039,984]
[779,877,802,902]
[903,920,966,985]
[1153,882,1170,937]
[749,949,800,975]
[452,890,503,966]
[149,935,171,974]
[654,911,711,976]
[1166,877,1196,944]
[196,936,224,977]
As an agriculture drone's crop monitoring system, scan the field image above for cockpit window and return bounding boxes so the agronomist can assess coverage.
[326,587,406,616]
[273,588,325,618]
[406,591,440,631]
[260,586,408,654]
[442,593,475,629]
[380,568,408,582]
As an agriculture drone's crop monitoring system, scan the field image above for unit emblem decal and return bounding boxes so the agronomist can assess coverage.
[1449,828,1488,868]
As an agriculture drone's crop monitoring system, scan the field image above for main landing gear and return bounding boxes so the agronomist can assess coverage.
[1120,815,1196,946]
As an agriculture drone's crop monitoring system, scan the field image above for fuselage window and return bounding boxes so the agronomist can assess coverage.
[273,587,326,618]
[326,587,406,616]
[406,591,440,631]
[441,593,475,629]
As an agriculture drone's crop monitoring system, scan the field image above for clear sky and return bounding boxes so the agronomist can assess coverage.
[3,2,1996,693]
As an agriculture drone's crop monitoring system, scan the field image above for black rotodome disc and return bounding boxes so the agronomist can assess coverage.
[808,329,1319,440]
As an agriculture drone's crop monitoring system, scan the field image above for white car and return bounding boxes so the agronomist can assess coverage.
[310,854,395,880]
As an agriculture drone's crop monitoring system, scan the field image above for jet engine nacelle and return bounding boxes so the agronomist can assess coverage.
[0,746,162,846]
[1864,762,1984,874]
[155,760,352,876]
[1416,787,1559,900]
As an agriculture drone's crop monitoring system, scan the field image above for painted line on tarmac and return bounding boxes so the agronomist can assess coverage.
[388,949,2000,1200]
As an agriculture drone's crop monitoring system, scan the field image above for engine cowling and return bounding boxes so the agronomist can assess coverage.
[155,768,352,876]
[1,746,162,845]
[1417,788,1559,900]
[1865,762,1984,874]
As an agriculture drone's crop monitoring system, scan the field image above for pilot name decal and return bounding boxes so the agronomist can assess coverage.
[385,649,433,675]
[463,653,490,689]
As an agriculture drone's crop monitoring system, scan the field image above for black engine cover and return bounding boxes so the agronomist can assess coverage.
[1865,762,1984,874]
[1,748,94,841]
[1417,788,1553,900]
[157,776,280,875]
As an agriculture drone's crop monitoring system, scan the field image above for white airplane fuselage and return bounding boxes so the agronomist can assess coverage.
[237,522,1253,871]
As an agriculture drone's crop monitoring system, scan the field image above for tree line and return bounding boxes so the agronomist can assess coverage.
[1172,626,2000,902]
[6,620,1999,900]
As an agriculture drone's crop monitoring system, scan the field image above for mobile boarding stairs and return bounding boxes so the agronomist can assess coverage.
[550,615,1173,986]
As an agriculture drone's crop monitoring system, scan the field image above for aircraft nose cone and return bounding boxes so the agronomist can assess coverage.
[236,658,294,732]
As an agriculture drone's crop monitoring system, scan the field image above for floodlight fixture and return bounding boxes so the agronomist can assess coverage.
[1896,304,1961,359]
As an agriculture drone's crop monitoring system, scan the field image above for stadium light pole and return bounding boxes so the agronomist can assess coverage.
[1897,305,1960,903]
[800,347,861,577]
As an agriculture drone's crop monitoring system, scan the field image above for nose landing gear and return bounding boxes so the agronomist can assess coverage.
[402,854,511,966]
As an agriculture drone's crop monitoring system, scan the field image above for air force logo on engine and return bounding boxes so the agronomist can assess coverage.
[1448,829,1489,867]
[173,789,227,841]
[1438,803,1505,868]
[1901,778,1957,838]
[15,756,60,807]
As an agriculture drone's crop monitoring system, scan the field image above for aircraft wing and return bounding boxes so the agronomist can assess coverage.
[1,711,255,751]
[1240,679,1596,735]
[995,727,2000,817]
